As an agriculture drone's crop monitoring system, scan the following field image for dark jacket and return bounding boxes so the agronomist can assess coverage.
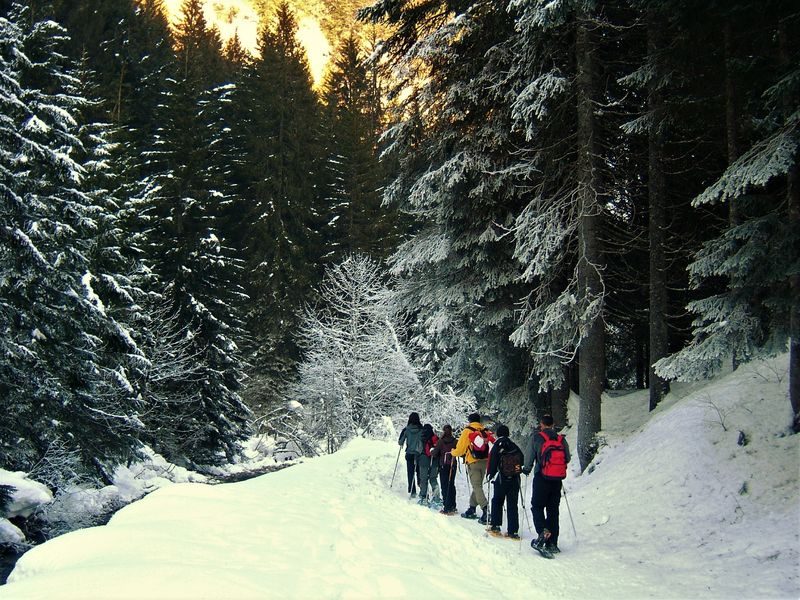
[523,428,571,475]
[431,433,457,467]
[487,436,524,480]
[399,423,423,455]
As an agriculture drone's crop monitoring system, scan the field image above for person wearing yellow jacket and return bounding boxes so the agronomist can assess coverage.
[451,412,494,524]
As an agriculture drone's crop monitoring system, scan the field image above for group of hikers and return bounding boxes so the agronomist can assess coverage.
[398,411,570,556]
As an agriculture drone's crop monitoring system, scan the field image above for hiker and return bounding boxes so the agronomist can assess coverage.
[398,412,423,498]
[451,412,494,524]
[522,414,571,554]
[432,424,458,515]
[416,424,442,506]
[486,424,523,539]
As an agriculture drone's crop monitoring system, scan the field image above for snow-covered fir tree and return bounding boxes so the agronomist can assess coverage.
[233,2,324,400]
[135,0,252,465]
[0,4,147,483]
[655,3,800,429]
[361,0,536,432]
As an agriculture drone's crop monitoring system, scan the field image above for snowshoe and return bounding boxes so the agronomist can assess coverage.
[531,537,554,559]
[461,507,478,520]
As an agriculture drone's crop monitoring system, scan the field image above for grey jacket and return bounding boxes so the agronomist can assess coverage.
[399,424,423,455]
[523,428,571,475]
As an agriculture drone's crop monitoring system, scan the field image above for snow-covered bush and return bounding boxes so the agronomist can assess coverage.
[293,255,422,452]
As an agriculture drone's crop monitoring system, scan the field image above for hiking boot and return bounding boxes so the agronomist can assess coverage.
[417,497,428,506]
[409,492,416,499]
[489,526,501,533]
[506,532,520,540]
[477,506,488,525]
[461,507,477,519]
[545,542,560,554]
[531,535,546,549]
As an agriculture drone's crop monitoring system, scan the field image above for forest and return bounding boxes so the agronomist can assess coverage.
[0,0,797,504]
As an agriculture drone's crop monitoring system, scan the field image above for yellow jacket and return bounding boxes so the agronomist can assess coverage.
[451,421,490,464]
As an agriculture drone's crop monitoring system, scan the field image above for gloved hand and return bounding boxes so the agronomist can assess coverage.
[522,466,531,475]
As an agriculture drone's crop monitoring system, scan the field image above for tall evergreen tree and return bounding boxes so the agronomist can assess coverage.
[361,0,536,424]
[138,0,252,465]
[655,3,800,431]
[321,35,394,263]
[234,2,323,397]
[0,4,145,482]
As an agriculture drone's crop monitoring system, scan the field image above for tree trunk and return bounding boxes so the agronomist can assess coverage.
[551,365,570,429]
[576,17,605,472]
[790,161,800,432]
[635,324,646,389]
[724,19,743,371]
[648,11,669,411]
[777,24,799,432]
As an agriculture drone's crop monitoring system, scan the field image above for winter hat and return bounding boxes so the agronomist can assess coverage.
[497,424,510,437]
[467,412,481,423]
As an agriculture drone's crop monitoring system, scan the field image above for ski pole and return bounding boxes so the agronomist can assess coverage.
[563,485,578,544]
[390,445,402,488]
[521,474,534,535]
[447,456,455,510]
[486,474,492,525]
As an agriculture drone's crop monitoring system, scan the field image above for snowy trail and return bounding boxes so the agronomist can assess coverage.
[0,439,653,600]
[0,439,751,599]
[1,356,797,599]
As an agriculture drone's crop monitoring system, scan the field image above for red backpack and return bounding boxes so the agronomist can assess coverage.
[424,434,439,457]
[539,431,567,480]
[467,426,494,460]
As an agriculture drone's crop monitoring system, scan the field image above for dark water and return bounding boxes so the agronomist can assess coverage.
[1,548,24,585]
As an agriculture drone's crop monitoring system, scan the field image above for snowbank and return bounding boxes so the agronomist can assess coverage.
[0,356,797,599]
[0,471,53,547]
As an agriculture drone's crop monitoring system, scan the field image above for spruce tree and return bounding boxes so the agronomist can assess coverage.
[137,0,252,465]
[234,2,323,396]
[0,4,145,482]
[361,0,535,424]
[321,35,393,263]
[655,3,800,430]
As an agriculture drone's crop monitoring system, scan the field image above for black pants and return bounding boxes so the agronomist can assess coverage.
[439,460,457,511]
[405,453,418,494]
[531,472,562,544]
[490,476,520,535]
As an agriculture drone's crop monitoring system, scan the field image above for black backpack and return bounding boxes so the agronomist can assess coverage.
[499,448,523,478]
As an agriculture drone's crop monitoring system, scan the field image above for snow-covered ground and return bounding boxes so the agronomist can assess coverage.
[1,356,797,599]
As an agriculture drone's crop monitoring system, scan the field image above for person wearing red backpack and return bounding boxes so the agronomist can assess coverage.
[522,414,571,554]
[417,423,442,507]
[451,412,495,524]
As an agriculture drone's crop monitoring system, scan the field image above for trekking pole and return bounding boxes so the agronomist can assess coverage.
[486,475,492,526]
[447,457,455,511]
[521,474,534,535]
[390,446,402,488]
[563,485,578,544]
